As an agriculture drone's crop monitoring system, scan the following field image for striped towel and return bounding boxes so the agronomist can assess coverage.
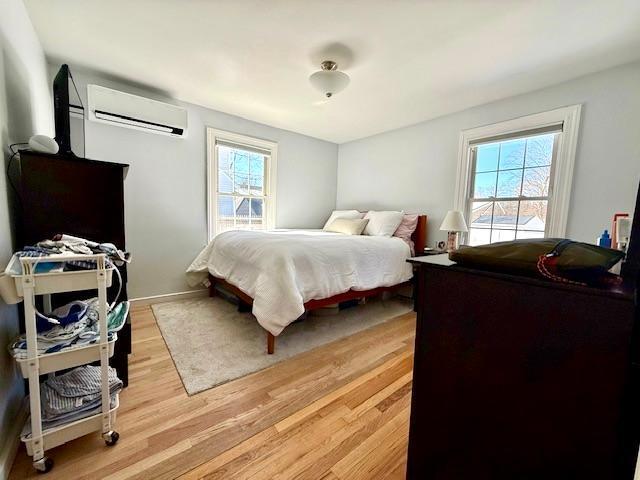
[41,365,123,420]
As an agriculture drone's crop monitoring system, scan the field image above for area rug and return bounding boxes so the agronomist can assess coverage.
[152,295,412,395]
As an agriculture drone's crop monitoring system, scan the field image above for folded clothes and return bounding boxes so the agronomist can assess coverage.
[12,234,130,276]
[41,365,122,419]
[22,395,119,435]
[10,299,129,359]
[22,366,122,435]
[52,234,131,266]
[36,315,91,342]
[10,331,116,358]
[11,251,115,276]
[36,239,94,256]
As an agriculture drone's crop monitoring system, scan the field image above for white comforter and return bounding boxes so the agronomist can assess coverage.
[186,230,413,336]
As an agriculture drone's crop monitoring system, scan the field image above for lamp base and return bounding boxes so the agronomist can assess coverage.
[446,231,459,252]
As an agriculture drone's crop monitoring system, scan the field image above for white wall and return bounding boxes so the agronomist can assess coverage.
[337,61,640,247]
[0,0,54,476]
[57,67,339,298]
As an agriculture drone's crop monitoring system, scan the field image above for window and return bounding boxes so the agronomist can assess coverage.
[468,132,557,245]
[455,106,581,246]
[207,129,277,239]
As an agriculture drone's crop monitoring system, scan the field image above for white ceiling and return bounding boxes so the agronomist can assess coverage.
[24,0,640,144]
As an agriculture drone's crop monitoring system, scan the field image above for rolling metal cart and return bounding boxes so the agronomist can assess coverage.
[9,253,120,473]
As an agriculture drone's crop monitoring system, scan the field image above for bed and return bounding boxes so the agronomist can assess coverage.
[186,215,426,353]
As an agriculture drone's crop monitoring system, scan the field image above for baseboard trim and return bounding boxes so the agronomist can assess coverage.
[130,289,208,307]
[0,400,28,480]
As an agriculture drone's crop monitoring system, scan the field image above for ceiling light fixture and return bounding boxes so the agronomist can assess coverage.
[309,60,350,98]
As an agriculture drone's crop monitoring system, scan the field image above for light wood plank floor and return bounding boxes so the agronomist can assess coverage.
[9,304,416,479]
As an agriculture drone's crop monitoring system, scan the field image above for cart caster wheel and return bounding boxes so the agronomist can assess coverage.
[33,457,54,473]
[103,430,120,446]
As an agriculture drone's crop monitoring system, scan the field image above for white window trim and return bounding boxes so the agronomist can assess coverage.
[454,105,581,241]
[206,128,278,240]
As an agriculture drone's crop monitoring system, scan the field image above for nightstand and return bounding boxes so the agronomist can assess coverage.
[409,250,447,311]
[415,249,448,257]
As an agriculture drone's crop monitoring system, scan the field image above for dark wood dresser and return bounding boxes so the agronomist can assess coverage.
[406,254,640,479]
[14,150,131,386]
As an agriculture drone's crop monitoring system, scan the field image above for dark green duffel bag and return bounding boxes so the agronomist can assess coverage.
[449,238,625,286]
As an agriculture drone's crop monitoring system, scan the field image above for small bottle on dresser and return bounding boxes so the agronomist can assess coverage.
[597,230,612,248]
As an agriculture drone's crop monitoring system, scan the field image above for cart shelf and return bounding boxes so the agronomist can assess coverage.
[15,334,117,378]
[21,394,119,456]
[5,253,114,297]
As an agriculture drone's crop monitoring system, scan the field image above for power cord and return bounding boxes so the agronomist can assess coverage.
[7,143,29,206]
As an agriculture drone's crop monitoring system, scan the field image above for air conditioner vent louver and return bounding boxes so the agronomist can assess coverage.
[87,84,187,137]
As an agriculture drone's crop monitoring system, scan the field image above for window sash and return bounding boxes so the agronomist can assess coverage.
[465,132,559,244]
[215,144,271,197]
[216,153,269,204]
[216,194,265,231]
[468,136,558,203]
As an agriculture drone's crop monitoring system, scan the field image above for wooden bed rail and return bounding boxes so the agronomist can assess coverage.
[210,277,412,354]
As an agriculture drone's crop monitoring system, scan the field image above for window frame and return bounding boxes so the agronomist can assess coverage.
[206,128,278,240]
[454,105,581,244]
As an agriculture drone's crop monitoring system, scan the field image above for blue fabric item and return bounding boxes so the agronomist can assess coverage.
[42,343,69,354]
[50,302,88,326]
[36,301,89,333]
[32,262,65,274]
[35,314,59,333]
[14,249,65,276]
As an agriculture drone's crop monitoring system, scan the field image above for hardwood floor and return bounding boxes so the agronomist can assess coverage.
[9,304,416,480]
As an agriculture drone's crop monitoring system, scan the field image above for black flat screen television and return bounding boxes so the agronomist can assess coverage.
[53,64,84,156]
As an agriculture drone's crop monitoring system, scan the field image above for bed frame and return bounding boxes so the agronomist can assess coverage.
[209,215,427,354]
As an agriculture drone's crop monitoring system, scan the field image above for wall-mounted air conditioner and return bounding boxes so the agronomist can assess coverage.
[87,84,187,137]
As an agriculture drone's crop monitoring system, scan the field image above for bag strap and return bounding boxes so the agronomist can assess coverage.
[537,240,586,286]
[548,239,574,257]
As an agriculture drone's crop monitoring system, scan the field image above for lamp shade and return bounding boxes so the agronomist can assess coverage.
[440,210,468,232]
[309,60,350,98]
[309,70,350,97]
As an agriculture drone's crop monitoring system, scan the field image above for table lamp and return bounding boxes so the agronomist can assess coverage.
[440,210,468,251]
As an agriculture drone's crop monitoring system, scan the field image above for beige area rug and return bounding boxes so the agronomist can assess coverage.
[152,295,412,395]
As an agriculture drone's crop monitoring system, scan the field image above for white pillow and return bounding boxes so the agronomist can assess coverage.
[325,218,369,235]
[323,210,364,230]
[363,210,404,237]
